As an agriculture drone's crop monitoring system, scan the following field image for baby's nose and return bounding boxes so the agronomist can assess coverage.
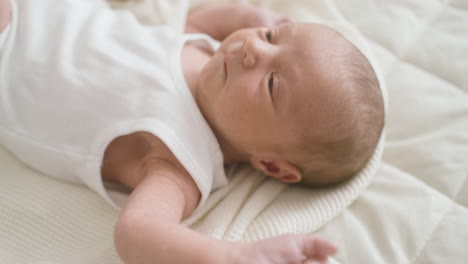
[242,37,264,69]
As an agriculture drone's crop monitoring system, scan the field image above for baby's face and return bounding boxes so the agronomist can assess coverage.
[197,23,348,161]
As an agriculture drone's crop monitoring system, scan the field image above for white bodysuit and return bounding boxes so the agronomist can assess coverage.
[0,0,227,209]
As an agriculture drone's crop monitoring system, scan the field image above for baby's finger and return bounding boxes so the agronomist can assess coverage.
[303,235,338,259]
[314,237,338,259]
[248,6,285,28]
[303,257,328,264]
[275,16,292,25]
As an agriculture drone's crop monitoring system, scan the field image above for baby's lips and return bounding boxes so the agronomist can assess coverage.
[223,54,228,78]
[223,42,242,76]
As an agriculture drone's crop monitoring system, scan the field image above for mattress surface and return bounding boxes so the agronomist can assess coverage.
[317,0,468,263]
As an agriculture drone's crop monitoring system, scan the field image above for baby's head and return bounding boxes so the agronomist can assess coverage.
[196,22,384,186]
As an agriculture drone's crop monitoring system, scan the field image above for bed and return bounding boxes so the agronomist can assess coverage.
[1,0,467,263]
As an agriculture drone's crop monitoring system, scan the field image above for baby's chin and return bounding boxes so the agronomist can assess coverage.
[199,54,219,85]
[196,55,224,101]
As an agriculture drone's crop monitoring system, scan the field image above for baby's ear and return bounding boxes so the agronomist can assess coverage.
[250,156,302,183]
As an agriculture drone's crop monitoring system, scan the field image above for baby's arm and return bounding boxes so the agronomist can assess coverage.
[107,132,337,264]
[0,0,10,32]
[104,132,233,263]
[114,160,237,263]
[185,3,289,41]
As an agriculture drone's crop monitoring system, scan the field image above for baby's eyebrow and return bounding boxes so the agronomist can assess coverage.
[277,69,291,117]
[273,23,298,117]
[277,59,300,116]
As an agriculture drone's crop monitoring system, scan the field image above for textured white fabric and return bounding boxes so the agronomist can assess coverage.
[1,0,467,264]
[108,0,189,32]
[0,0,227,211]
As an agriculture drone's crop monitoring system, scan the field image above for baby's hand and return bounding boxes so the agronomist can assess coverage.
[237,233,338,264]
[186,3,290,41]
[243,5,291,30]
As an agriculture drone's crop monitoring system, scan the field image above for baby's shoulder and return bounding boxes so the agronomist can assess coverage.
[102,131,188,189]
[0,0,10,33]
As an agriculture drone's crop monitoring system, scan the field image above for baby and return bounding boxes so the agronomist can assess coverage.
[0,0,384,263]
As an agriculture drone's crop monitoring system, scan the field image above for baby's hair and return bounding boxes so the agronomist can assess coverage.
[294,29,385,186]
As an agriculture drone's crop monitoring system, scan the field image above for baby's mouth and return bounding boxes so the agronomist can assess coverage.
[224,55,228,79]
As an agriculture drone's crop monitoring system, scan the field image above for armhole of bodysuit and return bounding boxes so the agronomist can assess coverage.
[185,33,220,54]
[0,18,10,49]
[0,0,13,52]
[0,0,11,32]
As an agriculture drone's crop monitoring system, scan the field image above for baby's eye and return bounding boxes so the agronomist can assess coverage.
[268,74,274,95]
[265,30,272,43]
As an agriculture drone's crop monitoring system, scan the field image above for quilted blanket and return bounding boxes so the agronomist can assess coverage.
[1,0,467,263]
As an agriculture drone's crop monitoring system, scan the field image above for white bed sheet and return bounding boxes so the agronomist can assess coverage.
[1,0,467,263]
